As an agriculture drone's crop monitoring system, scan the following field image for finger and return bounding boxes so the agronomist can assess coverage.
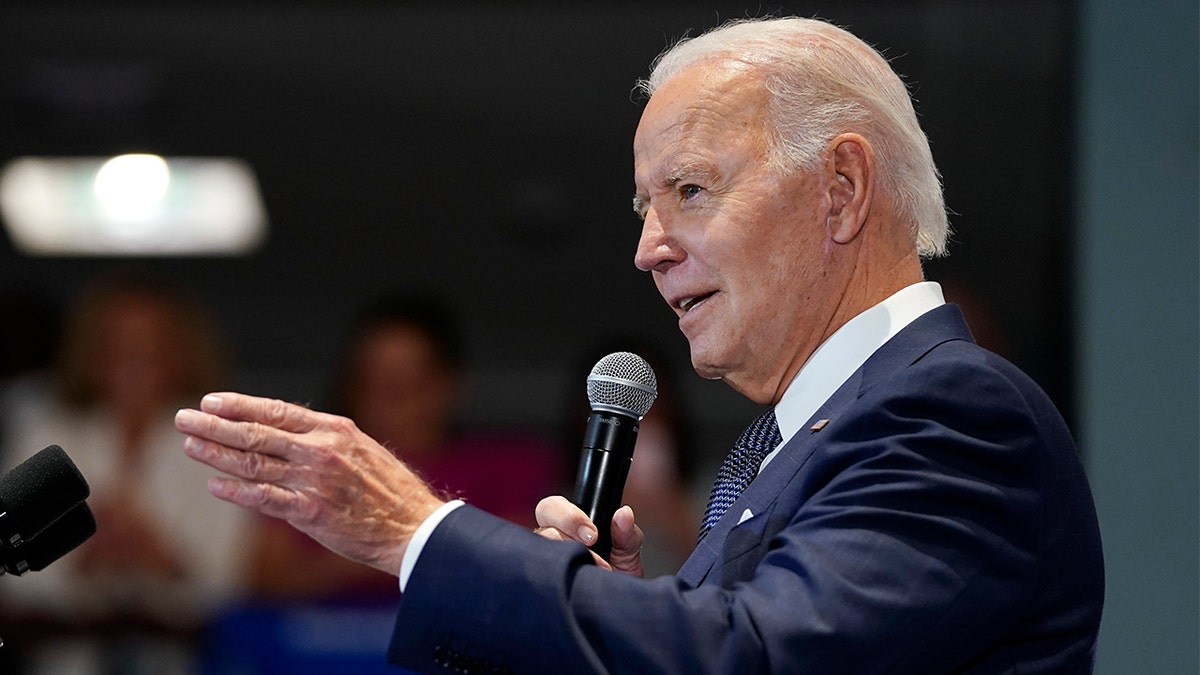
[198,393,323,433]
[533,526,609,568]
[611,505,641,546]
[535,496,597,547]
[608,505,646,577]
[182,435,291,484]
[532,526,573,543]
[206,475,308,521]
[176,408,301,460]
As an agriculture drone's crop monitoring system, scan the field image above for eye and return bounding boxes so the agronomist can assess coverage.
[680,184,704,201]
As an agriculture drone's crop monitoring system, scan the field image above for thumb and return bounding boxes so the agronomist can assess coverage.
[607,505,645,577]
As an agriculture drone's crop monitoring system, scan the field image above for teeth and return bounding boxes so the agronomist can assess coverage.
[680,296,702,312]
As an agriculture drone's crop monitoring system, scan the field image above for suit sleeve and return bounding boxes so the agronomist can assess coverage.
[387,349,1096,674]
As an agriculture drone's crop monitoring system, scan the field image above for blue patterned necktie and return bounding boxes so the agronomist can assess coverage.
[699,408,782,541]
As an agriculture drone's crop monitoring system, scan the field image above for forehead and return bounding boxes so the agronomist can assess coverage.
[633,61,768,183]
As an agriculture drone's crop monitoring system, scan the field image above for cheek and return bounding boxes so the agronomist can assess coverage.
[737,240,825,341]
[652,272,668,297]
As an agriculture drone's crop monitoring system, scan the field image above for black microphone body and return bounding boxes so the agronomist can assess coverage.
[572,410,641,558]
[0,502,96,575]
[0,444,90,548]
[570,352,657,560]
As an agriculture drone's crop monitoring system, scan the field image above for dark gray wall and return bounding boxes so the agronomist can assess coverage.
[0,1,1078,474]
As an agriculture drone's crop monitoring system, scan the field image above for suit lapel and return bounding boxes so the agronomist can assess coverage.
[675,304,975,587]
[677,372,863,586]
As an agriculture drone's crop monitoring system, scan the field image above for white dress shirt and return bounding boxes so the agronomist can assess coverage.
[766,281,945,469]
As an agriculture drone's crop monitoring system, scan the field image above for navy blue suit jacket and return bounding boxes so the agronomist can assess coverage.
[388,305,1104,674]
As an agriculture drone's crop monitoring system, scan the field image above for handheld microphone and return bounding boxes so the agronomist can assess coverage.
[0,444,91,548]
[571,352,657,559]
[0,502,96,576]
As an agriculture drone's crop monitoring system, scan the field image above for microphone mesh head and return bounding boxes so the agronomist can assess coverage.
[586,352,657,418]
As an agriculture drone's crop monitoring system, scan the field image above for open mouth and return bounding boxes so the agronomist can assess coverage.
[679,292,715,313]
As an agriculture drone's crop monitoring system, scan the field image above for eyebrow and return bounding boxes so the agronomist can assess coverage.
[632,194,647,218]
[664,161,709,186]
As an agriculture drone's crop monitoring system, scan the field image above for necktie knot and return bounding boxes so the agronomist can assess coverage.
[699,408,782,540]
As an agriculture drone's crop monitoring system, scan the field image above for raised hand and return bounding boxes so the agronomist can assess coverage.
[174,392,445,576]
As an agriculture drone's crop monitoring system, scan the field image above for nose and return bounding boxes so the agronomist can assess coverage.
[634,208,682,273]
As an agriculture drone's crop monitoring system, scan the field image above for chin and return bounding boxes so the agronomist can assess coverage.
[687,348,727,382]
[688,348,773,403]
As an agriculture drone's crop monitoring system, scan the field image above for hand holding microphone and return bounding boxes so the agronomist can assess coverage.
[570,352,657,559]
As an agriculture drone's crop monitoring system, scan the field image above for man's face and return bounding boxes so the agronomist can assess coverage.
[632,62,839,404]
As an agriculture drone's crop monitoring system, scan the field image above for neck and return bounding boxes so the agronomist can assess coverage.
[749,245,925,406]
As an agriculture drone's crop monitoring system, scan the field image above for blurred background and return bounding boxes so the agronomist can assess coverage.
[0,1,1193,674]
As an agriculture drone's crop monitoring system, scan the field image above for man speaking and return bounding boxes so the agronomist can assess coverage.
[175,16,1103,674]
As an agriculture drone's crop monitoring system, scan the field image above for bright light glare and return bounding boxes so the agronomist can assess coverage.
[0,155,267,256]
[93,154,171,236]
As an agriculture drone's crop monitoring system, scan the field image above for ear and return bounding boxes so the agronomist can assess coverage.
[826,133,875,245]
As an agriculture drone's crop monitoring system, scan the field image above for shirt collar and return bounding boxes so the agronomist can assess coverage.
[773,281,946,446]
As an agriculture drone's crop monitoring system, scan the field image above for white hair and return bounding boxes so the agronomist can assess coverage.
[638,17,949,257]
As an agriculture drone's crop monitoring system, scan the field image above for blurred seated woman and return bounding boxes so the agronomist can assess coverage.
[0,270,251,675]
[246,292,563,602]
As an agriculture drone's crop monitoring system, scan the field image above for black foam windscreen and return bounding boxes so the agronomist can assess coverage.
[0,445,90,547]
[0,502,96,575]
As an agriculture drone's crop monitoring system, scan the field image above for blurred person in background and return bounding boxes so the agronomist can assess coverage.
[0,269,252,675]
[205,291,561,675]
[246,291,563,602]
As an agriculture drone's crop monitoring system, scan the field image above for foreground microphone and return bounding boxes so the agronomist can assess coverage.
[571,352,657,559]
[0,444,91,548]
[0,502,96,575]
